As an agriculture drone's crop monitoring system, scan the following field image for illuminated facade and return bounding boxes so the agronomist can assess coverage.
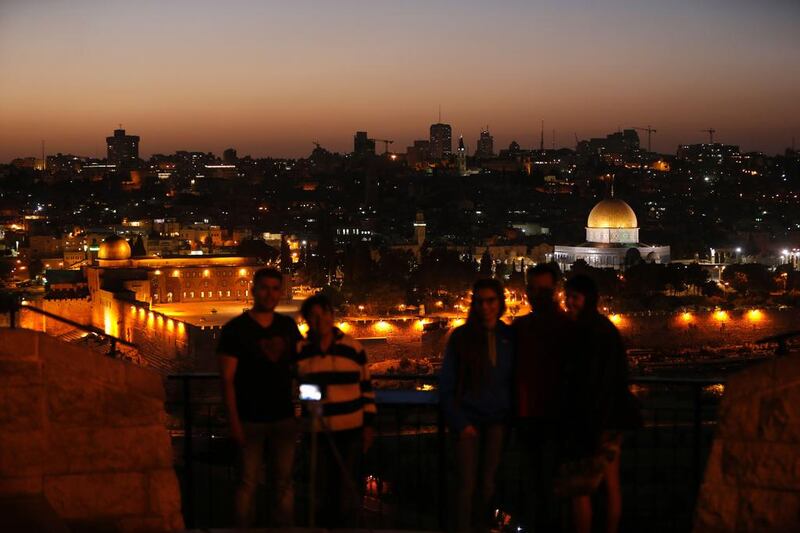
[554,198,670,271]
[89,235,261,305]
[429,123,452,160]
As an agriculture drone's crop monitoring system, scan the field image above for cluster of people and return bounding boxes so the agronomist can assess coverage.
[217,267,375,529]
[217,265,640,532]
[440,264,642,532]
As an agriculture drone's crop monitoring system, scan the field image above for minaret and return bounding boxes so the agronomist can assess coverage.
[457,135,467,176]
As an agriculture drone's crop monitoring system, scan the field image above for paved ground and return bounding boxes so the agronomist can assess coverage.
[153,300,301,326]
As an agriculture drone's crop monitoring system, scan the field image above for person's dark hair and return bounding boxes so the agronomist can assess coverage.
[453,278,506,397]
[252,267,282,285]
[467,278,506,323]
[300,293,334,321]
[565,274,599,314]
[526,263,559,285]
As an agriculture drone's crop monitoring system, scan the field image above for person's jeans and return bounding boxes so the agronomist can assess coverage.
[518,418,560,531]
[454,423,506,533]
[312,427,363,528]
[234,418,298,528]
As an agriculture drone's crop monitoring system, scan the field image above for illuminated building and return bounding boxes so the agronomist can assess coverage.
[88,235,261,305]
[429,122,452,160]
[553,198,671,271]
[106,128,140,168]
[677,143,741,166]
[456,136,467,176]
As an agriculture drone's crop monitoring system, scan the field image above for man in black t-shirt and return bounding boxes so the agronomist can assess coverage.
[217,267,301,528]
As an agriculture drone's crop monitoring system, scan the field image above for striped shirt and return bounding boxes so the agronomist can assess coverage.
[296,329,376,432]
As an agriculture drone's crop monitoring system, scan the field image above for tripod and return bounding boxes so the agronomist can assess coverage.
[306,400,372,531]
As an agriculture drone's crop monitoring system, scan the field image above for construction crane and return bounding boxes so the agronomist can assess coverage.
[701,128,716,144]
[370,138,394,155]
[631,125,657,152]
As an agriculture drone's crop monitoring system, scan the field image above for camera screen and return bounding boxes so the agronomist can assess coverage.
[299,383,322,401]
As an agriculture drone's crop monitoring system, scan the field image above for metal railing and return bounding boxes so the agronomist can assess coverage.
[4,302,135,357]
[165,373,725,532]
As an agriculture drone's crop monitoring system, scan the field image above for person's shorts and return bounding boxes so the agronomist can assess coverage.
[553,431,622,498]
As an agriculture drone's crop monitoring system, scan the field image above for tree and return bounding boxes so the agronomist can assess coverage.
[685,263,710,294]
[238,239,279,262]
[130,235,147,257]
[721,263,774,296]
[624,248,642,269]
[479,249,493,277]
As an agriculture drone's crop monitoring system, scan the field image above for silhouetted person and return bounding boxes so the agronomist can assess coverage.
[217,267,301,528]
[559,275,642,533]
[440,278,514,533]
[296,294,376,528]
[512,263,572,530]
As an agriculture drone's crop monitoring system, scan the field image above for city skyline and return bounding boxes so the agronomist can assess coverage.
[1,0,799,160]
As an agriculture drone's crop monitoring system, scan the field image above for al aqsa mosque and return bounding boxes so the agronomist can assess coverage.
[553,197,670,271]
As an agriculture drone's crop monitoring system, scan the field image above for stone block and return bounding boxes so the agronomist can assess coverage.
[722,441,800,491]
[772,355,800,388]
[700,440,725,486]
[40,335,125,387]
[0,385,44,431]
[722,358,776,401]
[758,384,800,443]
[45,378,106,428]
[125,363,166,401]
[717,393,759,439]
[147,469,182,515]
[0,358,42,387]
[46,426,173,475]
[0,476,43,497]
[693,482,738,532]
[43,472,147,519]
[0,329,39,359]
[117,511,183,532]
[0,431,45,478]
[0,494,70,533]
[104,389,166,428]
[737,487,800,532]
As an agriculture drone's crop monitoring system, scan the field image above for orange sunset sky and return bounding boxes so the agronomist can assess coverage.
[1,0,798,161]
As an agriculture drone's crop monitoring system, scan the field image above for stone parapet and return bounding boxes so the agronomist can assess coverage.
[0,328,183,532]
[694,353,800,532]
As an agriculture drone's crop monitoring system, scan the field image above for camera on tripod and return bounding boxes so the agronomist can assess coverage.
[299,383,323,402]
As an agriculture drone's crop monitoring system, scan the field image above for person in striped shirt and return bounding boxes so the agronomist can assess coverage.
[296,294,376,527]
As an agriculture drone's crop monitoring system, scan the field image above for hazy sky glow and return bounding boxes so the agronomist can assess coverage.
[1,0,798,160]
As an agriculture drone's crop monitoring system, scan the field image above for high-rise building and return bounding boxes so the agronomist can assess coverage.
[106,128,140,167]
[353,131,376,156]
[406,140,430,168]
[457,136,467,176]
[475,128,494,158]
[429,123,452,160]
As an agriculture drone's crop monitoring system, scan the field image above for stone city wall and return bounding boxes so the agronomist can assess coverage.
[694,352,800,532]
[0,329,183,532]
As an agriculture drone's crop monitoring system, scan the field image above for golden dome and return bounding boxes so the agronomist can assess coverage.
[98,235,131,260]
[587,199,638,229]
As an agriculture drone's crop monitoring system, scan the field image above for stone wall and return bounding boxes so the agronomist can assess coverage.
[616,307,800,352]
[694,353,800,532]
[0,328,183,532]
